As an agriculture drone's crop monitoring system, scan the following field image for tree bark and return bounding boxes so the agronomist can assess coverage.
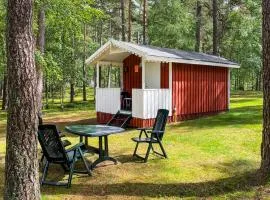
[5,0,40,199]
[120,0,126,41]
[1,74,8,110]
[261,0,270,176]
[195,0,202,52]
[70,81,75,103]
[128,0,132,42]
[83,24,87,101]
[212,0,218,55]
[142,0,148,45]
[37,5,45,114]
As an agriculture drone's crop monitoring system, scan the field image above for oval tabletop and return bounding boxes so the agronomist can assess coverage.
[65,125,125,137]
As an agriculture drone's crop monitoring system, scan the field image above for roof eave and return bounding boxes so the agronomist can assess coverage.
[145,56,240,68]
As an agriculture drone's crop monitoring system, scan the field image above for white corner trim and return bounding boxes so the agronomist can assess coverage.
[142,57,146,89]
[96,62,100,88]
[228,69,231,110]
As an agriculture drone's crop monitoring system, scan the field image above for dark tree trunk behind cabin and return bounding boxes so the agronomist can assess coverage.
[45,76,49,108]
[128,0,132,42]
[212,0,218,55]
[5,0,40,199]
[0,80,2,99]
[142,0,148,44]
[195,0,202,52]
[37,5,45,113]
[120,0,126,41]
[83,24,87,101]
[70,82,75,103]
[1,74,8,110]
[261,0,270,176]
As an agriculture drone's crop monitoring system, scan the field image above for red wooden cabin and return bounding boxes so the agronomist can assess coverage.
[86,40,240,128]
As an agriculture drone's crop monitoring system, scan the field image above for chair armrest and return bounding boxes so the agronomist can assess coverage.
[65,142,84,152]
[148,130,164,140]
[148,130,164,134]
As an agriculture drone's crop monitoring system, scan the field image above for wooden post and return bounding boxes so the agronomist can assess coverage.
[142,58,146,89]
[108,64,111,88]
[120,64,123,89]
[228,68,230,110]
[96,62,100,88]
[169,62,173,118]
[169,62,172,90]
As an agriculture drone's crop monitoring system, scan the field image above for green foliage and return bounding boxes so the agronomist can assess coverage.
[0,0,264,98]
[148,0,196,50]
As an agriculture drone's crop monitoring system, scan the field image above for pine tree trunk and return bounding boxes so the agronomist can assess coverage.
[261,0,270,176]
[120,0,126,41]
[142,0,148,44]
[37,5,45,114]
[1,74,8,110]
[195,0,202,52]
[128,0,132,42]
[212,0,218,55]
[5,0,40,199]
[70,82,75,103]
[83,24,87,101]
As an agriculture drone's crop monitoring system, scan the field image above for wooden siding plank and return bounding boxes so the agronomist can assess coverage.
[171,63,228,117]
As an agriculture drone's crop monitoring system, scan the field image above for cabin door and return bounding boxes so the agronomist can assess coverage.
[122,54,142,95]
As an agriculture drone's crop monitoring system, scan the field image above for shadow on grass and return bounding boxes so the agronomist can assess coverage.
[40,159,265,198]
[42,171,263,198]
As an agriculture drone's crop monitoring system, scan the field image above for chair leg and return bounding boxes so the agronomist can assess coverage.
[133,142,140,156]
[67,160,75,188]
[79,148,91,176]
[158,141,167,158]
[144,142,152,163]
[41,161,49,185]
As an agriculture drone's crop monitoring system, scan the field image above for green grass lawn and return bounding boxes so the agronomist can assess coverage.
[0,90,269,199]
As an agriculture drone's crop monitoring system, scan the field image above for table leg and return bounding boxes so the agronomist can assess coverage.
[99,136,103,158]
[85,136,88,146]
[104,135,108,157]
[91,136,117,170]
[80,136,83,143]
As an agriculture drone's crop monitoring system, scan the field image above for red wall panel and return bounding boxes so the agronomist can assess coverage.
[123,54,142,95]
[172,63,228,116]
[160,62,169,88]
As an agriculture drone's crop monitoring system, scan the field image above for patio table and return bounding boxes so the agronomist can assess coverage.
[65,125,125,169]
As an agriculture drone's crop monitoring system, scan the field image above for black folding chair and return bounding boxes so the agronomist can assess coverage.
[38,125,91,188]
[38,116,71,164]
[131,109,169,162]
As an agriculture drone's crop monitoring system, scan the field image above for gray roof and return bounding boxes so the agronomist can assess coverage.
[86,40,240,68]
[116,40,238,66]
[137,44,238,66]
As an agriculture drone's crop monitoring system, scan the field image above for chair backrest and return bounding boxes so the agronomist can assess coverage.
[152,109,169,140]
[38,125,68,162]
